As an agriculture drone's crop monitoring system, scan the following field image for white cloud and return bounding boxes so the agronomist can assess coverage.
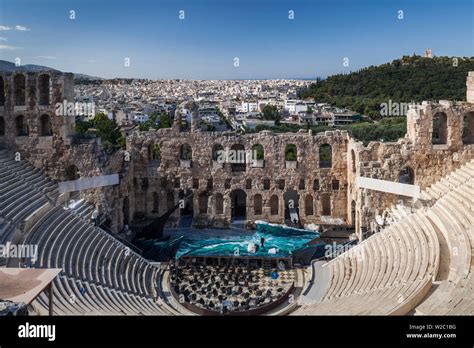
[0,37,7,41]
[0,44,18,50]
[0,25,11,31]
[15,25,30,31]
[35,55,57,60]
[87,60,96,63]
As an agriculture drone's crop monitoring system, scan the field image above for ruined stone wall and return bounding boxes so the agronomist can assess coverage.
[0,71,75,175]
[352,101,474,238]
[2,71,474,238]
[129,128,350,229]
[0,71,133,233]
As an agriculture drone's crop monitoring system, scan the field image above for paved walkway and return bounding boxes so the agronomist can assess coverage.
[300,261,331,304]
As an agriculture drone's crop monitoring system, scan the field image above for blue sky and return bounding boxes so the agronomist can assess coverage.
[0,0,472,79]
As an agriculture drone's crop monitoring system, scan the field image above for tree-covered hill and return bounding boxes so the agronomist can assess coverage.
[299,55,474,118]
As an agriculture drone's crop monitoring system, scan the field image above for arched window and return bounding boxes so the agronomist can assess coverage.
[212,144,224,161]
[263,178,270,190]
[198,193,208,214]
[0,116,4,136]
[149,144,161,161]
[14,74,26,106]
[215,193,224,214]
[270,195,279,215]
[399,167,415,185]
[299,179,305,190]
[0,77,5,106]
[65,165,80,181]
[254,194,262,215]
[305,195,314,216]
[252,144,264,160]
[322,194,331,216]
[278,179,285,190]
[463,112,474,144]
[180,144,192,160]
[313,179,320,190]
[39,114,52,136]
[319,144,332,168]
[285,144,297,161]
[38,74,50,105]
[246,179,252,189]
[351,150,356,173]
[231,143,246,172]
[15,115,28,136]
[432,112,447,145]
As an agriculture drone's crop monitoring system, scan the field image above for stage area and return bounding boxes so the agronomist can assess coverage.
[174,221,321,259]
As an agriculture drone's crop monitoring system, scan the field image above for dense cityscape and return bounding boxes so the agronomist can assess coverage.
[74,78,361,133]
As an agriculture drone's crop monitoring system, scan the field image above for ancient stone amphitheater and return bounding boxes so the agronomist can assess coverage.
[0,70,473,315]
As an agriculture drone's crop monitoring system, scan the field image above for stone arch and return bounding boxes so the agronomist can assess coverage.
[319,144,332,168]
[215,193,224,214]
[39,114,52,136]
[351,149,356,173]
[122,196,130,226]
[285,144,297,161]
[149,143,161,161]
[179,189,193,216]
[167,191,175,211]
[198,192,208,214]
[212,143,224,161]
[0,76,5,106]
[252,143,264,160]
[230,189,246,220]
[284,189,299,222]
[463,111,474,144]
[14,74,26,106]
[0,116,4,136]
[270,195,279,215]
[321,194,331,216]
[432,111,448,145]
[180,143,192,160]
[399,166,415,185]
[38,74,51,105]
[152,192,159,214]
[304,194,314,216]
[230,143,246,172]
[64,164,80,181]
[15,115,28,136]
[254,194,263,215]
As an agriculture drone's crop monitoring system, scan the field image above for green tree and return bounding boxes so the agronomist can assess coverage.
[92,113,122,146]
[298,55,474,119]
[262,104,280,121]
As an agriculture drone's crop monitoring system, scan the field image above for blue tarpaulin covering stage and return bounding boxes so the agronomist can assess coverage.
[176,221,321,259]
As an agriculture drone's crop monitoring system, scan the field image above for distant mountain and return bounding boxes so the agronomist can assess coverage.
[0,59,59,73]
[73,73,103,81]
[0,60,102,80]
